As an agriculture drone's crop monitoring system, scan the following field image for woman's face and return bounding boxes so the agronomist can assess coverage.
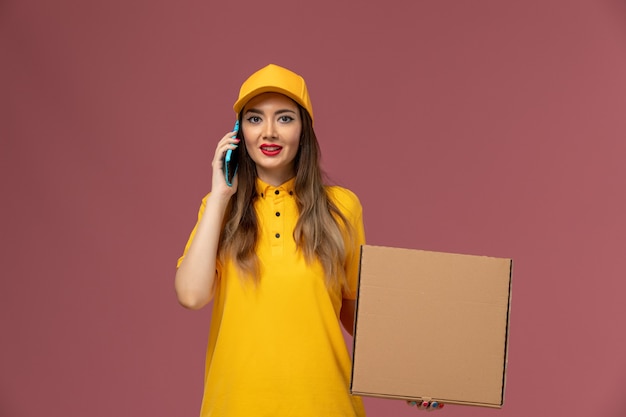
[242,92,302,185]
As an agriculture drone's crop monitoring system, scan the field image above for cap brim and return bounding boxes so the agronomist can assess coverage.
[233,87,309,118]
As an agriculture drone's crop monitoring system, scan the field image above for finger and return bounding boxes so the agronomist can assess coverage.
[427,401,444,411]
[220,130,239,142]
[213,131,240,154]
[212,140,240,166]
[217,137,240,150]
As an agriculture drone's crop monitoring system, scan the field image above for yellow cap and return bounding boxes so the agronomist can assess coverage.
[233,64,314,123]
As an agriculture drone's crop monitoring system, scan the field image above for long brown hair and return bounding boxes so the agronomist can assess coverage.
[218,104,352,291]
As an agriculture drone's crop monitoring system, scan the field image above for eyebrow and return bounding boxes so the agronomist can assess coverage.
[244,108,297,116]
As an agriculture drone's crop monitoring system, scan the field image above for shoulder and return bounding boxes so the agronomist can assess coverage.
[193,192,211,217]
[325,185,363,216]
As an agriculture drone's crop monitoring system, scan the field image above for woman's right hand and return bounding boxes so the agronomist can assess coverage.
[175,128,240,309]
[211,129,240,199]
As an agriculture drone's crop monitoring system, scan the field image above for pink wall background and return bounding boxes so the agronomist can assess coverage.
[2,1,625,416]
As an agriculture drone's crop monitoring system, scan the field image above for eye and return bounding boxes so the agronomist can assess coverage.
[246,116,262,124]
[278,115,294,123]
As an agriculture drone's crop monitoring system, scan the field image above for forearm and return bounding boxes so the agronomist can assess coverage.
[175,194,229,309]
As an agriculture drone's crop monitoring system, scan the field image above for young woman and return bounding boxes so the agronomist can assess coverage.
[175,64,367,416]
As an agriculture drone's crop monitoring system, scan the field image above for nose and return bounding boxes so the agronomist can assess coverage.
[262,119,277,139]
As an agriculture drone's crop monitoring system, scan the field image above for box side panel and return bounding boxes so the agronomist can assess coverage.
[499,259,514,406]
[351,245,512,408]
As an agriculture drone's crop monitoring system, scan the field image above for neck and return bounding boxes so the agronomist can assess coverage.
[255,167,295,187]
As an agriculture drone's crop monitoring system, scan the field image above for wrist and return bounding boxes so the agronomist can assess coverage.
[206,192,232,209]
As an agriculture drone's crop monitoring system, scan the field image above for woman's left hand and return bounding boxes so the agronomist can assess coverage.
[406,400,444,411]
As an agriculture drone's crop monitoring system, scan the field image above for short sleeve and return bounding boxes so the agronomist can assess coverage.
[327,187,366,300]
[176,194,209,269]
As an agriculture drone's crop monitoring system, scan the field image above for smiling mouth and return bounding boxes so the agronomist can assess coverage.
[260,145,282,156]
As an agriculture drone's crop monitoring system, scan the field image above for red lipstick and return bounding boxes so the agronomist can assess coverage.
[260,144,283,156]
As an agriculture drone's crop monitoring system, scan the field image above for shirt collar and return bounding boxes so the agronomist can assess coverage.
[255,177,296,199]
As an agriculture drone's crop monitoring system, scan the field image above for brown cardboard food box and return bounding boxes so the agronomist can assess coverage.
[350,245,513,408]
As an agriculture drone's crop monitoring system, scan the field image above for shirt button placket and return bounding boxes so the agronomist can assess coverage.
[271,188,285,255]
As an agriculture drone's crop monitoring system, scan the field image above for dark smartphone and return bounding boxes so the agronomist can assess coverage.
[222,120,239,187]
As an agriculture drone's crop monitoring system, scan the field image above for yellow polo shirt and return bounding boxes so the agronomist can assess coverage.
[177,177,366,417]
